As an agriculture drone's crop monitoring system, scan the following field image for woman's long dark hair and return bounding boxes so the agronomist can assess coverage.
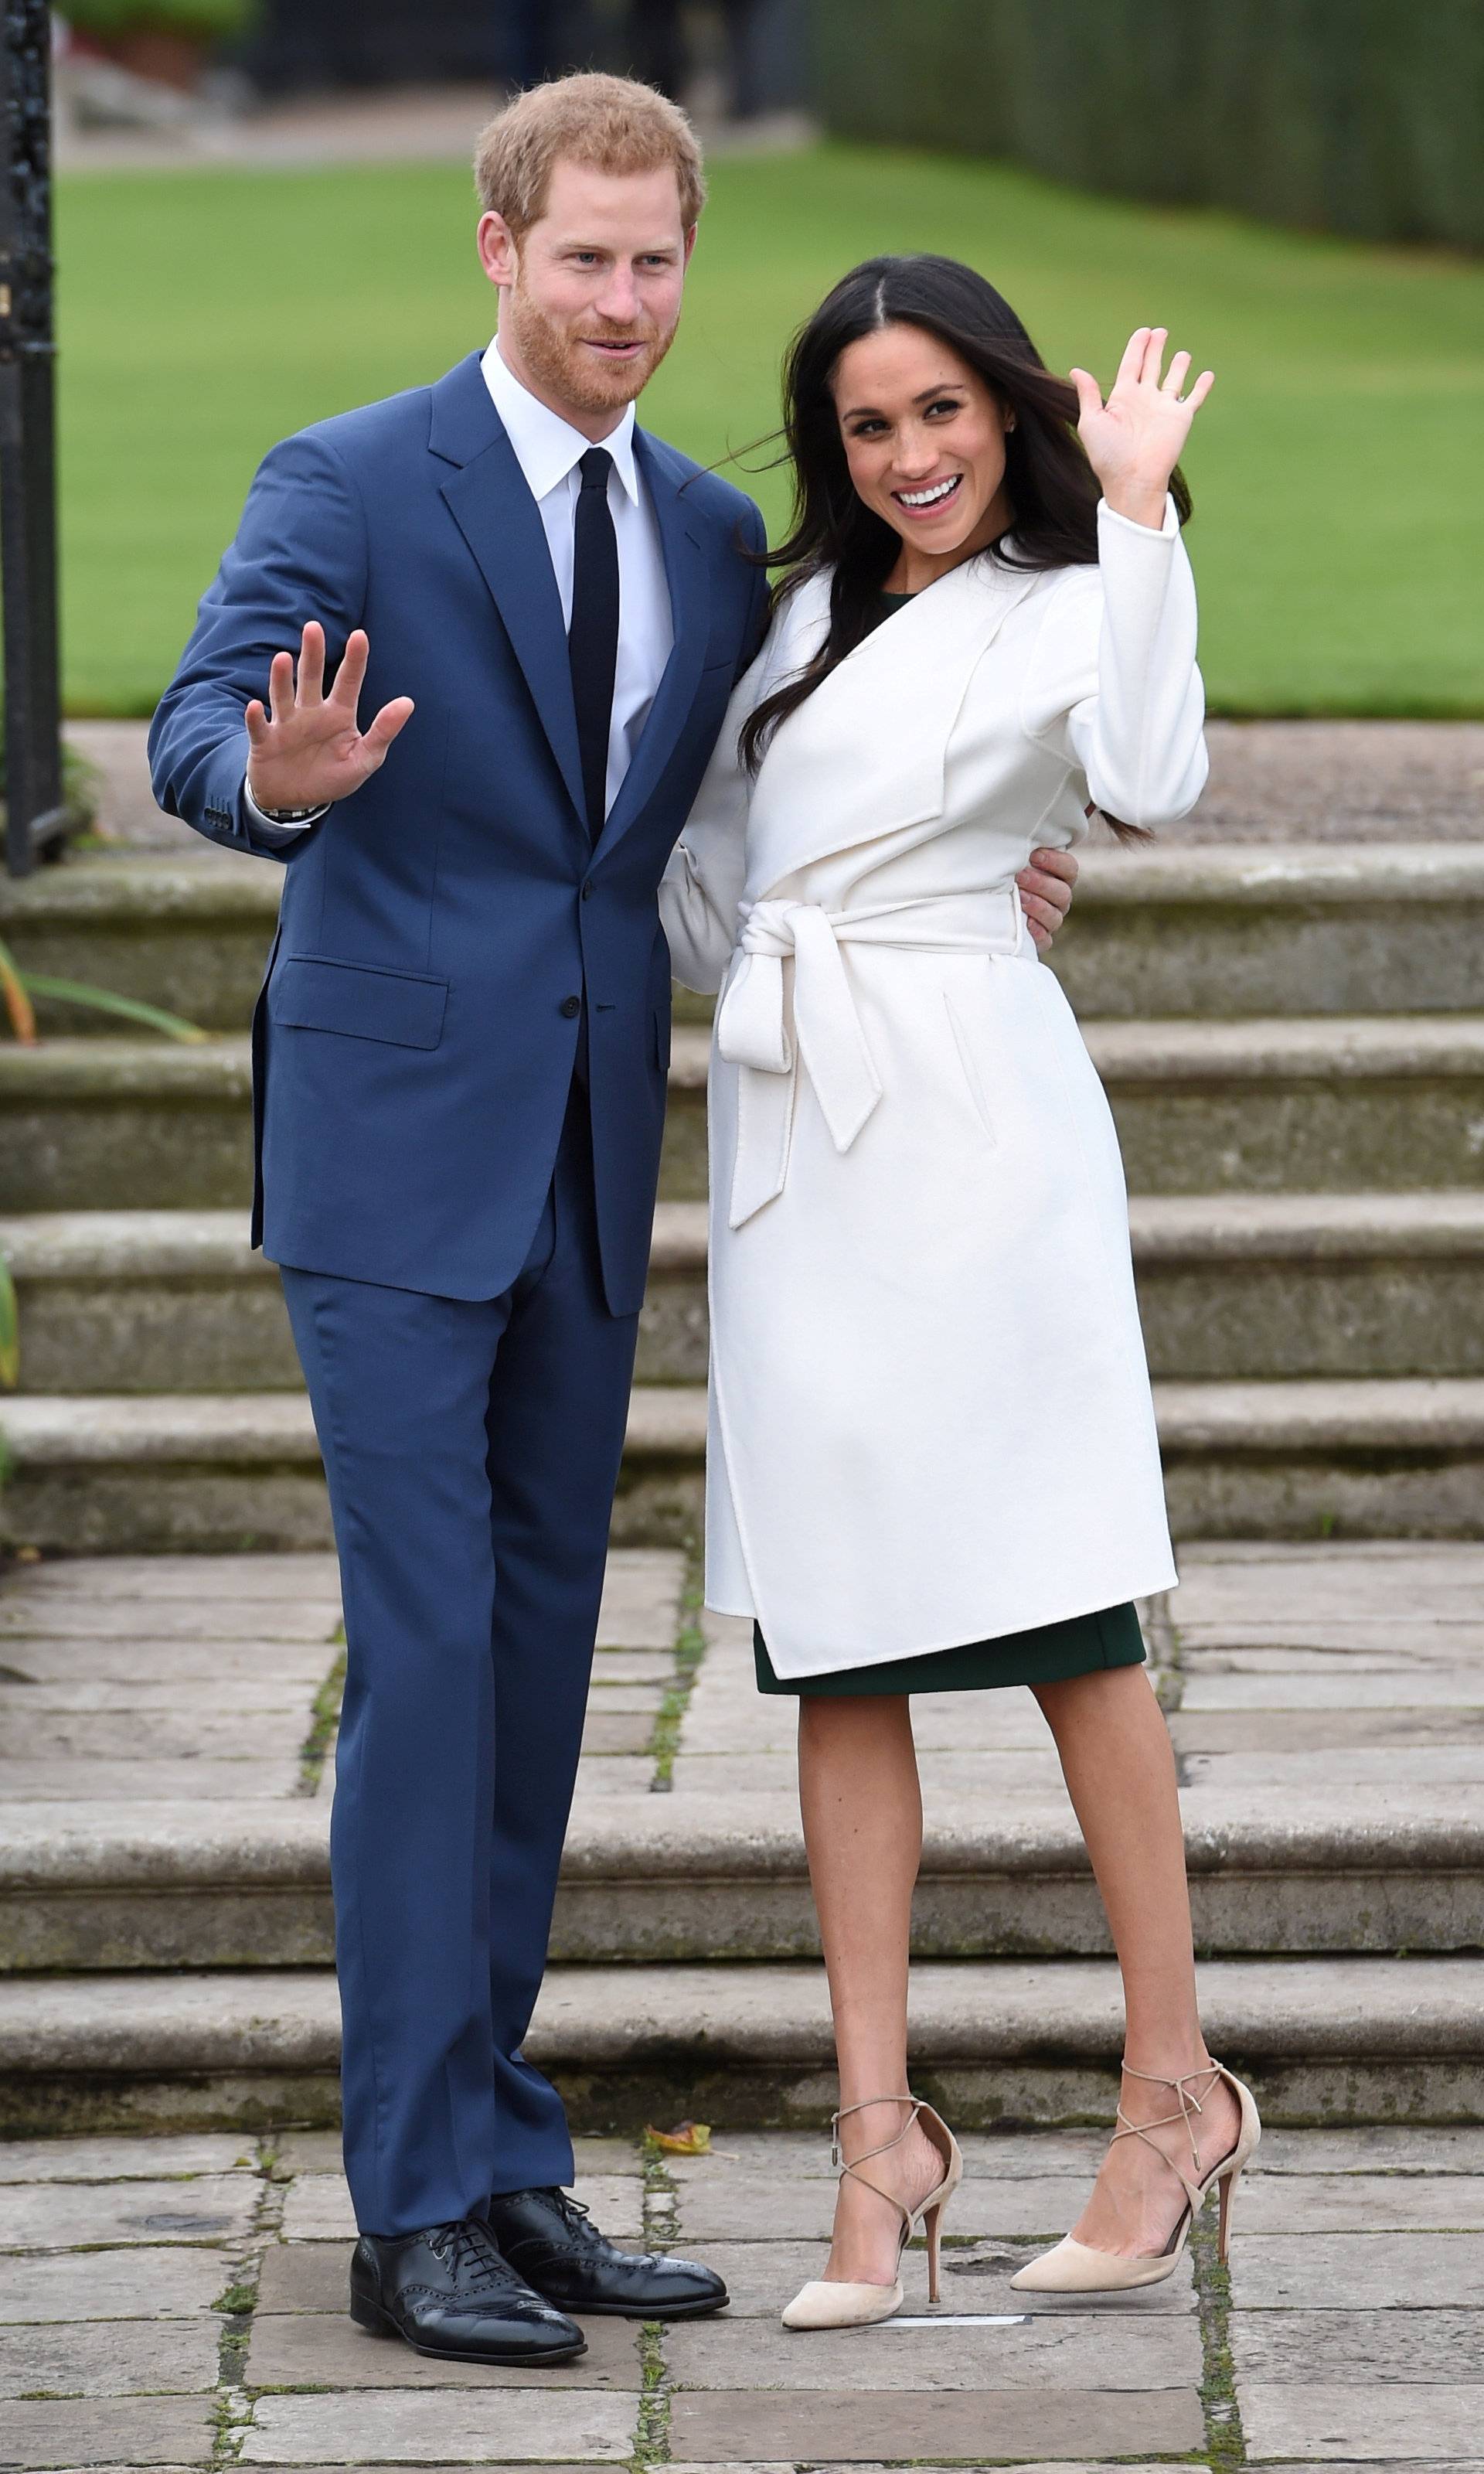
[738,254,1190,840]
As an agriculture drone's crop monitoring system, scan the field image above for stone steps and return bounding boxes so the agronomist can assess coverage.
[6,843,1481,1028]
[1,1954,1477,2137]
[7,1014,1484,1212]
[4,1378,1484,1552]
[6,1193,1484,1391]
[3,1783,1480,1975]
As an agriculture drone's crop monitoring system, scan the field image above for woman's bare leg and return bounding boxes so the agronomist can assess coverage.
[796,1693,948,2283]
[1032,1663,1241,2253]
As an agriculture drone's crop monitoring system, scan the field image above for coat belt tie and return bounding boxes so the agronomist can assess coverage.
[715,886,1026,1228]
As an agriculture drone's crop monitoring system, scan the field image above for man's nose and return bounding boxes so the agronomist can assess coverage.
[596,266,642,324]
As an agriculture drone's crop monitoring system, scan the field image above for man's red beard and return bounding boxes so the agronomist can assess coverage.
[505,274,679,415]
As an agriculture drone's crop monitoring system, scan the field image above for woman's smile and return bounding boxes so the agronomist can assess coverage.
[892,472,965,516]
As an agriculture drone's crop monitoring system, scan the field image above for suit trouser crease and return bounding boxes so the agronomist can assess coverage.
[280,1089,641,2237]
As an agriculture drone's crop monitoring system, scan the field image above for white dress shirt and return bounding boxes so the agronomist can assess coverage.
[246,336,674,836]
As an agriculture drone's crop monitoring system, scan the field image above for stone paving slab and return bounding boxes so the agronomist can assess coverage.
[0,2133,252,2180]
[0,2242,226,2322]
[0,2172,256,2250]
[0,2314,220,2397]
[1232,2307,1484,2381]
[666,2387,1206,2461]
[664,2312,1201,2389]
[663,2239,1196,2316]
[1241,2384,1484,2461]
[0,1758,305,1801]
[247,2309,646,2389]
[0,2394,216,2466]
[672,2173,1105,2243]
[1230,2232,1484,2309]
[238,2392,639,2462]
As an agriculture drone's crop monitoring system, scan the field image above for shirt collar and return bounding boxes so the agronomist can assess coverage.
[482,333,641,507]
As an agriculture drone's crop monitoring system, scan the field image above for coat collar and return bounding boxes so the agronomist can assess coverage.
[744,554,1043,901]
[430,354,710,863]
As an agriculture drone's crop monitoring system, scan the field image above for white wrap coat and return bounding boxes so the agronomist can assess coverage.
[659,496,1207,1678]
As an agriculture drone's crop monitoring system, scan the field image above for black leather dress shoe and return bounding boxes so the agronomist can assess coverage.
[486,2185,728,2319]
[349,2217,586,2363]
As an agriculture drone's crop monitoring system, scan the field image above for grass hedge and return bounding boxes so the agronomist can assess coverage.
[812,0,1484,251]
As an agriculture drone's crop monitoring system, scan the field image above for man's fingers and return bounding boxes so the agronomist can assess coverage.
[331,629,370,711]
[1019,872,1074,922]
[266,650,296,728]
[1020,892,1065,939]
[360,697,416,763]
[297,621,325,704]
[244,700,271,749]
[1025,916,1052,950]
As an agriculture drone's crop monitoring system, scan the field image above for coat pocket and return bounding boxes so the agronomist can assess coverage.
[945,990,998,1149]
[269,956,449,1051]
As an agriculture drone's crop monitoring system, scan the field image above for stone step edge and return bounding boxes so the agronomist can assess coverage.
[6,1193,1484,1283]
[2,1788,1482,1895]
[7,843,1484,925]
[6,1380,1484,1467]
[0,1956,1477,2077]
[6,1016,1484,1100]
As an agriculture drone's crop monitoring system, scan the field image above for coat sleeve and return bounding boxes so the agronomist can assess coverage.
[1019,496,1208,827]
[147,428,369,865]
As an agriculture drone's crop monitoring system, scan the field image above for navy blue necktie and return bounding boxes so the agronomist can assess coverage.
[568,448,619,843]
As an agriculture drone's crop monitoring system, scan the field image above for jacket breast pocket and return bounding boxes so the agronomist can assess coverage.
[269,956,449,1051]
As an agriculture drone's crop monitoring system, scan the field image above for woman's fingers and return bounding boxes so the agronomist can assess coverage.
[1115,327,1151,392]
[1162,349,1192,398]
[1186,369,1216,412]
[1068,367,1104,424]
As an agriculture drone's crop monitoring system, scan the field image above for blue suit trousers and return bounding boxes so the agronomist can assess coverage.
[280,1085,640,2237]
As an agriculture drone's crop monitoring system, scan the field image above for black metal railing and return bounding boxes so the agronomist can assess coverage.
[1,0,63,879]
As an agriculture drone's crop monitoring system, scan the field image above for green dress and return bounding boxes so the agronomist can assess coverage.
[751,585,1149,1701]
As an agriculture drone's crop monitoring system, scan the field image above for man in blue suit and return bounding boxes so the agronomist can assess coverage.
[150,73,1075,2367]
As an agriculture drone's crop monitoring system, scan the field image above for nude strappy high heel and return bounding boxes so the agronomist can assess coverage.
[1010,2059,1261,2294]
[781,2094,964,2331]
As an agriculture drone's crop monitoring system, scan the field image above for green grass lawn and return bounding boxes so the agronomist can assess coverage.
[56,141,1484,716]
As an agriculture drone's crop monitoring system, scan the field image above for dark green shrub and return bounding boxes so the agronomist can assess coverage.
[66,0,259,42]
[813,0,1484,250]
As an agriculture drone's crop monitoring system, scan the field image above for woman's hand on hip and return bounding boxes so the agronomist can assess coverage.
[245,623,414,813]
[1018,846,1078,949]
[1070,328,1213,530]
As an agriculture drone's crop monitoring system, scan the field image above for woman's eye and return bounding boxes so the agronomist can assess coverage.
[927,399,962,419]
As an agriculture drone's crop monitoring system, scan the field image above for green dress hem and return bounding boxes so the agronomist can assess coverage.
[753,1601,1146,1696]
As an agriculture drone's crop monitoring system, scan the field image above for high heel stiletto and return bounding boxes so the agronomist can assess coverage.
[782,2095,963,2331]
[1010,2058,1261,2295]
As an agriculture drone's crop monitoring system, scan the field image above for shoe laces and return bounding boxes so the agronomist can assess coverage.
[427,2217,522,2295]
[546,2188,607,2252]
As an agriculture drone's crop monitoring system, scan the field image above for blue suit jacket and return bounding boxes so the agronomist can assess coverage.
[148,352,768,1315]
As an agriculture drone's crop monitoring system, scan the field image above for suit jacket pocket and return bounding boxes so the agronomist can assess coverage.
[269,956,449,1050]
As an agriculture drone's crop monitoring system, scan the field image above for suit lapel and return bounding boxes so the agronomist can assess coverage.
[590,429,710,864]
[431,356,587,829]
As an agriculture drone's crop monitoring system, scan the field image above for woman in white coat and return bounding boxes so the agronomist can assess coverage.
[661,257,1261,2329]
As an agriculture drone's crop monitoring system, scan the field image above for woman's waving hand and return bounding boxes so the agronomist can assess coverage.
[1070,327,1213,529]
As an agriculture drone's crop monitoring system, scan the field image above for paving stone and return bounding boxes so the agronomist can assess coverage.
[674,2175,1095,2243]
[278,2173,642,2244]
[1237,2176,1484,2233]
[0,1758,303,1801]
[0,2174,256,2250]
[669,1752,1067,1796]
[665,2465,1203,2474]
[1251,2129,1484,2174]
[0,1712,300,1760]
[667,2387,1203,2462]
[672,2241,1194,2317]
[1241,2384,1484,2461]
[0,1641,333,1684]
[247,2309,645,2387]
[567,1757,658,1796]
[1230,2234,1484,2310]
[0,2135,254,2182]
[240,2389,638,2461]
[1173,1710,1484,1753]
[1182,1749,1484,1790]
[1182,1670,1484,1709]
[577,1711,657,1756]
[0,1680,313,1714]
[0,2315,220,2397]
[0,2244,226,2322]
[588,1652,674,1685]
[665,2312,1201,2389]
[0,1599,339,1642]
[3,1554,340,1601]
[0,2395,216,2466]
[1232,2309,1484,2384]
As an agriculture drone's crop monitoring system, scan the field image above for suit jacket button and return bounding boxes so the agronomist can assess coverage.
[581,881,594,901]
[560,995,582,1019]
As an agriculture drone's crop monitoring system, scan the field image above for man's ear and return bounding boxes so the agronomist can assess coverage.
[682,223,699,268]
[478,210,519,291]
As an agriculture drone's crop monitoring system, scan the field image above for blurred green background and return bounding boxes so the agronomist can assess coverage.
[59,138,1484,717]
